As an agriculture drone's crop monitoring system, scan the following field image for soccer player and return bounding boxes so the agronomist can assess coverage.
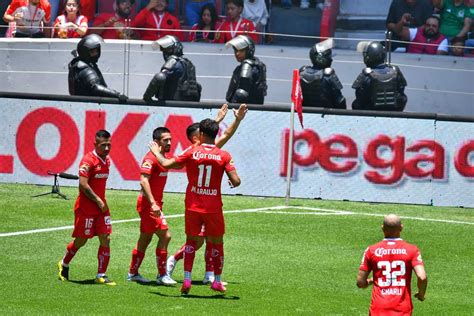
[57,130,116,285]
[357,214,428,315]
[166,103,248,285]
[127,127,177,285]
[151,118,241,295]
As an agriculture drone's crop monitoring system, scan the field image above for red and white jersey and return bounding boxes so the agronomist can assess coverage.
[215,16,257,43]
[54,14,88,38]
[74,150,110,214]
[360,238,424,315]
[137,151,168,208]
[175,144,236,213]
[6,0,51,35]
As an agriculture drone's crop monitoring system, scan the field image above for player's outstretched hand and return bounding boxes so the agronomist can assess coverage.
[215,103,229,123]
[148,141,161,156]
[234,104,248,121]
[414,293,425,301]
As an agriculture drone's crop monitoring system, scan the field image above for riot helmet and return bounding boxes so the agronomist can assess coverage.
[225,35,255,59]
[309,38,334,69]
[152,35,183,61]
[363,41,386,68]
[77,34,104,63]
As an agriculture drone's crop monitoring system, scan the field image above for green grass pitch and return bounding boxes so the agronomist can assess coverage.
[0,183,473,314]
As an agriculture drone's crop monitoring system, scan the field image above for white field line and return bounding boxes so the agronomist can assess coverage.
[0,205,472,238]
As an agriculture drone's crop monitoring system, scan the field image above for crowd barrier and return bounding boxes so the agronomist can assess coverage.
[0,92,472,207]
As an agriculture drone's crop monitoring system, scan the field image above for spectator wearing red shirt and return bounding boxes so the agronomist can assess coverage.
[92,0,138,39]
[394,14,449,54]
[215,0,257,43]
[130,0,183,41]
[189,3,222,43]
[357,214,428,315]
[53,0,88,38]
[3,0,51,37]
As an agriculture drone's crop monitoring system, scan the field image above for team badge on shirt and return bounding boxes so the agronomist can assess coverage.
[79,163,90,173]
[142,160,153,170]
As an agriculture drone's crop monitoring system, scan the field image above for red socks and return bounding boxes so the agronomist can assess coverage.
[174,245,185,261]
[129,248,145,275]
[212,243,224,276]
[205,241,214,272]
[62,241,78,265]
[156,248,167,276]
[183,240,197,274]
[97,246,110,274]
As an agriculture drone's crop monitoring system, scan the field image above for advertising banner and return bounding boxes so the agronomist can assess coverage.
[0,98,472,207]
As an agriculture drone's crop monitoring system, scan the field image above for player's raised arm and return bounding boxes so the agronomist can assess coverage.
[216,104,248,148]
[215,103,229,124]
[413,265,427,301]
[79,176,108,213]
[148,141,182,169]
[356,270,373,288]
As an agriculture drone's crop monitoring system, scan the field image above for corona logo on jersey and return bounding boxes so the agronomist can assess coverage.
[374,247,407,258]
[192,151,222,161]
[94,173,109,179]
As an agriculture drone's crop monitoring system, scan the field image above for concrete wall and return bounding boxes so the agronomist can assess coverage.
[0,38,473,116]
[339,0,391,18]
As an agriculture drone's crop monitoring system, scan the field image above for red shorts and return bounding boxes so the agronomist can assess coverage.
[185,210,225,237]
[72,209,112,238]
[137,198,168,234]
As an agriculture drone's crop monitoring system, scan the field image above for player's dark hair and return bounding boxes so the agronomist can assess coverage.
[199,118,219,139]
[226,0,243,8]
[153,127,171,141]
[186,123,200,142]
[95,129,111,139]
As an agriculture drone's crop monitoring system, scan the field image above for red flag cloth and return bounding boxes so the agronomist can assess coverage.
[291,69,304,128]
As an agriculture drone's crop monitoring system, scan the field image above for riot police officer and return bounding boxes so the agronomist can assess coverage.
[68,34,127,101]
[299,39,346,109]
[352,41,407,111]
[143,35,201,102]
[225,35,267,105]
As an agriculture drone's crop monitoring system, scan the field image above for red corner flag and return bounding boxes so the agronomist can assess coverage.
[291,69,304,128]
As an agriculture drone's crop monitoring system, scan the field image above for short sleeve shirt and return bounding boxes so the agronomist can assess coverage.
[138,151,168,207]
[440,0,473,38]
[174,144,236,213]
[360,239,424,315]
[6,0,51,35]
[74,151,110,214]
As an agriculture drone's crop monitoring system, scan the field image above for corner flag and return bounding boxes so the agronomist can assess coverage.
[291,69,304,128]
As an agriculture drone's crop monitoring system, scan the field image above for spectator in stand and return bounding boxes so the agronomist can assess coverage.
[188,3,221,42]
[58,0,94,22]
[242,0,268,42]
[185,0,215,27]
[92,0,138,39]
[53,0,87,38]
[0,1,10,37]
[3,0,51,38]
[450,36,467,55]
[216,0,257,43]
[432,0,472,39]
[394,15,449,54]
[386,0,434,51]
[130,0,183,41]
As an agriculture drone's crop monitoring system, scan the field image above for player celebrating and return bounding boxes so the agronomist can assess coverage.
[357,214,428,315]
[57,130,116,285]
[151,118,241,295]
[166,103,247,285]
[127,127,177,285]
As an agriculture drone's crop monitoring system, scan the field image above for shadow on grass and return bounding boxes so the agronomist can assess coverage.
[152,292,240,300]
[68,279,96,285]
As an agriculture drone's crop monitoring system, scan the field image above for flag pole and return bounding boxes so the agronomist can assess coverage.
[285,101,295,206]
